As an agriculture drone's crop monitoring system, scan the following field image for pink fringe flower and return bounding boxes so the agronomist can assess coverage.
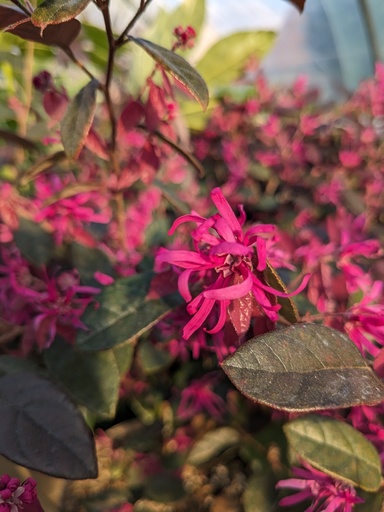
[276,462,364,511]
[155,188,309,339]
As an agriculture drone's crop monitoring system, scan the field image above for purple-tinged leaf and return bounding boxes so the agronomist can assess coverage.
[285,415,382,492]
[131,37,209,111]
[60,80,98,160]
[0,372,97,479]
[0,5,81,47]
[221,323,384,411]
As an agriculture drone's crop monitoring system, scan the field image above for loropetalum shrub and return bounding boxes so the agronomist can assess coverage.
[1,0,384,509]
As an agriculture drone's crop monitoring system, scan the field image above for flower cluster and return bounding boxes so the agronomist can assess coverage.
[0,474,40,512]
[0,246,99,352]
[276,462,364,511]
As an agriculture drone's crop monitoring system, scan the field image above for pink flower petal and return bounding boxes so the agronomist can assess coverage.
[183,298,215,339]
[168,213,205,235]
[203,272,253,301]
[210,188,243,240]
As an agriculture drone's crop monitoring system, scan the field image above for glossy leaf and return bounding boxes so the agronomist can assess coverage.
[0,5,81,47]
[0,372,97,479]
[60,79,98,160]
[43,337,131,418]
[221,323,384,411]
[14,218,54,265]
[31,0,90,34]
[186,427,240,466]
[76,273,181,351]
[284,415,382,492]
[265,262,299,324]
[131,38,209,111]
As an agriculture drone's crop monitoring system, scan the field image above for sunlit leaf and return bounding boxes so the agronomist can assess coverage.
[60,79,98,160]
[131,37,209,111]
[285,415,382,492]
[221,323,384,411]
[0,372,97,479]
[195,31,275,91]
[0,5,81,47]
[31,0,90,34]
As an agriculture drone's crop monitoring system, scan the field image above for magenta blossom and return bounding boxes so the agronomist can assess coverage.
[177,373,226,420]
[276,461,364,512]
[0,474,42,512]
[155,188,309,339]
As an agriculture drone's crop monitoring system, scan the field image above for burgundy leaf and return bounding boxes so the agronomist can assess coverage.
[221,323,384,411]
[0,5,81,47]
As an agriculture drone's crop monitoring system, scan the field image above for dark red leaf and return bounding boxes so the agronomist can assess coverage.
[117,100,145,137]
[0,5,81,47]
[285,0,306,12]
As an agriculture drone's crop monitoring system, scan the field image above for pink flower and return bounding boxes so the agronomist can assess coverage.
[155,188,309,339]
[177,373,226,420]
[0,475,40,512]
[344,281,384,357]
[276,461,364,511]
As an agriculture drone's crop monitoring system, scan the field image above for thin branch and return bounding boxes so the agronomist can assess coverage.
[139,124,205,177]
[115,0,153,47]
[62,46,97,82]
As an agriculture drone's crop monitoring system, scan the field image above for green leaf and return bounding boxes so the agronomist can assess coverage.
[31,0,91,33]
[14,217,54,265]
[128,0,205,92]
[44,337,128,418]
[186,427,240,466]
[60,79,98,160]
[70,242,114,286]
[284,415,382,492]
[76,272,182,351]
[355,490,384,512]
[137,339,173,375]
[195,31,275,91]
[131,37,209,111]
[221,323,384,411]
[243,473,278,512]
[265,262,299,324]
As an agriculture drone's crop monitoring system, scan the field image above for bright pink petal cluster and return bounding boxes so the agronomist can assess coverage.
[177,373,226,420]
[276,462,364,512]
[155,188,309,339]
[0,474,41,512]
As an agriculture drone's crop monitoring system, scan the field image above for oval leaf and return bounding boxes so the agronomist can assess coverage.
[0,5,81,47]
[31,0,90,33]
[0,372,97,479]
[221,323,384,411]
[76,272,182,351]
[131,37,209,111]
[60,79,98,160]
[43,338,123,418]
[186,427,240,466]
[284,415,382,492]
